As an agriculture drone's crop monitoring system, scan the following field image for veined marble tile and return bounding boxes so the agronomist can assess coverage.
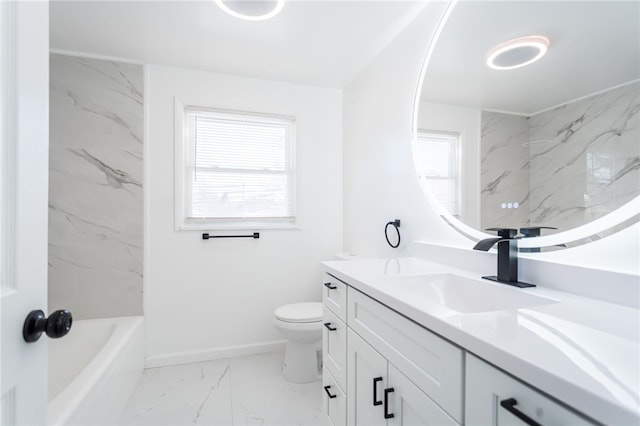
[49,54,143,318]
[229,351,326,426]
[119,351,327,426]
[120,359,233,426]
[480,111,530,229]
[528,82,640,232]
[479,82,639,235]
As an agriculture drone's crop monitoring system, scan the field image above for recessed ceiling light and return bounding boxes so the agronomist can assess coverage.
[486,36,550,70]
[215,0,285,21]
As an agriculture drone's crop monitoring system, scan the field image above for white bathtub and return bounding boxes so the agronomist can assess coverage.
[48,316,144,425]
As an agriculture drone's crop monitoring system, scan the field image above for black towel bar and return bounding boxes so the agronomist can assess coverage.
[202,232,260,240]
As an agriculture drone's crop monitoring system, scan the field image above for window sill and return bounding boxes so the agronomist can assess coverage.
[176,222,301,232]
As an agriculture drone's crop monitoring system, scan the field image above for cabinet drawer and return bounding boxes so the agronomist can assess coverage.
[323,274,347,322]
[466,354,596,425]
[323,307,347,391]
[348,288,464,423]
[323,367,346,426]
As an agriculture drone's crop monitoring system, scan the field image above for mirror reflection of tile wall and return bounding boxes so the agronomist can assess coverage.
[481,82,639,233]
[49,54,143,318]
[480,112,530,229]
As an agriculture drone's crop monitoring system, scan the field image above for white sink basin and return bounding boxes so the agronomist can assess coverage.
[388,273,556,313]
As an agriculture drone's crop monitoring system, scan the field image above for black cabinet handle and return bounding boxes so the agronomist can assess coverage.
[324,322,337,331]
[373,377,383,406]
[500,398,542,426]
[384,387,395,419]
[324,282,337,290]
[324,385,337,399]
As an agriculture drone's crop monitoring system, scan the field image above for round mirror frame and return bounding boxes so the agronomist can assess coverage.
[411,0,640,250]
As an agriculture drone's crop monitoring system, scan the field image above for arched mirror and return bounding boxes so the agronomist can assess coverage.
[414,0,640,250]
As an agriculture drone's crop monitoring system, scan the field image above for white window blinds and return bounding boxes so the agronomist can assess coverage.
[182,108,296,226]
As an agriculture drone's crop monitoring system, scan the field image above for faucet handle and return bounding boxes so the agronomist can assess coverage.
[519,226,557,237]
[485,228,518,239]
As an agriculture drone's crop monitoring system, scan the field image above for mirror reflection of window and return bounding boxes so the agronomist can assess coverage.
[415,131,460,216]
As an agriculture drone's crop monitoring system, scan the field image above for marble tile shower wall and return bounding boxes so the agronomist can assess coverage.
[480,111,530,230]
[49,54,143,318]
[481,82,639,234]
[528,83,639,231]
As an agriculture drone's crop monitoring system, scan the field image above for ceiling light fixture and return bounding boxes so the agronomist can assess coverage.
[215,0,285,21]
[486,36,550,70]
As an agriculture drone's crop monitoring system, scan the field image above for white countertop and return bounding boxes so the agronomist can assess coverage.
[322,257,640,425]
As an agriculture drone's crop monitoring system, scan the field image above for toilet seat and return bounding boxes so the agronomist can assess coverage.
[274,302,323,323]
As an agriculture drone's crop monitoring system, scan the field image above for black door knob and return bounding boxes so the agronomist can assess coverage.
[23,309,73,343]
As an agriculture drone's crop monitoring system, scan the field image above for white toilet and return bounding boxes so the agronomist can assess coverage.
[273,302,323,383]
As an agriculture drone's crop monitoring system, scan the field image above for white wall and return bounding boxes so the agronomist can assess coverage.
[343,1,469,258]
[145,65,343,365]
[343,1,639,276]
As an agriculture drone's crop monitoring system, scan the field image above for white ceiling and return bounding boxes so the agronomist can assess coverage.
[421,1,640,115]
[50,1,640,109]
[50,0,426,88]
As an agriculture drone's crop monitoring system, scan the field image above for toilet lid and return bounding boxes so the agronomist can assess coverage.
[274,302,323,323]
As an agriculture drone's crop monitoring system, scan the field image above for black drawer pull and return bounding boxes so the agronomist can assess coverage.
[373,377,383,406]
[324,385,337,399]
[324,282,337,290]
[384,387,395,419]
[324,322,337,331]
[500,398,542,426]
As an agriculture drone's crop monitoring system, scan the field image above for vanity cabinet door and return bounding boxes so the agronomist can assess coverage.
[348,329,460,426]
[348,330,388,426]
[387,364,458,426]
[466,354,596,426]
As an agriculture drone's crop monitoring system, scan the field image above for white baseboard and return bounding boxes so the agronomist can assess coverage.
[144,339,287,369]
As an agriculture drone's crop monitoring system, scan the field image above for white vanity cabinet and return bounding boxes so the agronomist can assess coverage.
[321,259,633,426]
[347,287,464,424]
[321,273,464,425]
[465,354,597,426]
[322,274,348,425]
[348,329,459,426]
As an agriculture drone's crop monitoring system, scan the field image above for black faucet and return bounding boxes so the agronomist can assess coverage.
[473,228,535,288]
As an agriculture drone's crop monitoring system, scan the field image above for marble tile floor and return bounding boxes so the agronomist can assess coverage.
[119,350,327,426]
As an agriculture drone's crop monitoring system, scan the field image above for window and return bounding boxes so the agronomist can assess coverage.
[414,131,460,216]
[175,103,296,230]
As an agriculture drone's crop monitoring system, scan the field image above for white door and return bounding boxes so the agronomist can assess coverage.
[347,330,388,426]
[387,364,458,426]
[1,1,50,425]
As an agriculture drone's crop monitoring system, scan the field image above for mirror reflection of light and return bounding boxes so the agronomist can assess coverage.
[486,36,550,70]
[215,0,285,21]
[517,312,639,408]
